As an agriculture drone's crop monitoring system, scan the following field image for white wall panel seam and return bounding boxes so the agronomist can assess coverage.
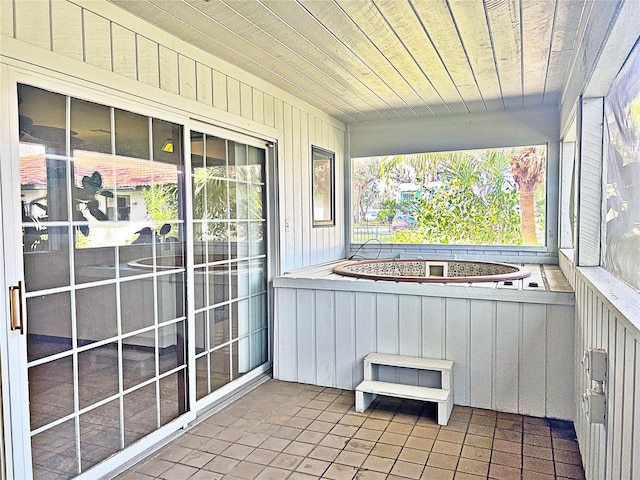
[109,21,114,74]
[81,7,87,64]
[133,30,139,81]
[620,333,635,478]
[491,300,497,411]
[632,340,639,480]
[518,302,523,414]
[333,290,338,387]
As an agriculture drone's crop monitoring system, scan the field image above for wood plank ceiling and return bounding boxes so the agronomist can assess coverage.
[109,0,588,124]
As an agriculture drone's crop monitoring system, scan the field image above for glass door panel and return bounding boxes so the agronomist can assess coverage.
[191,131,268,402]
[18,84,188,478]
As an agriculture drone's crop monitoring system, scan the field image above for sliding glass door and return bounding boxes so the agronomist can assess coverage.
[4,83,271,478]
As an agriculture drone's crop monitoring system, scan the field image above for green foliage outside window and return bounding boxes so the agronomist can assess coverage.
[141,183,179,236]
[352,146,546,246]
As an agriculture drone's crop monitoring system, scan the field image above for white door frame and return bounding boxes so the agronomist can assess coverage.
[0,63,33,480]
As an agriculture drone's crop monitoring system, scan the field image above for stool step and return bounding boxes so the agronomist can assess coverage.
[356,380,450,403]
[356,353,455,426]
[364,353,453,372]
[355,380,454,425]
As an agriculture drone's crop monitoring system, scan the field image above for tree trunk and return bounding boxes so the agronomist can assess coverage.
[519,188,538,245]
[352,184,363,223]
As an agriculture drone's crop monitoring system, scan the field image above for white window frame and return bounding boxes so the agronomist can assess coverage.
[348,142,560,264]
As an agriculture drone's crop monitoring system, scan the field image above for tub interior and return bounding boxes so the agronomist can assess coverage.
[333,259,529,283]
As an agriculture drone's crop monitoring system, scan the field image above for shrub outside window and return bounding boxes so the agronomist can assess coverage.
[352,145,547,247]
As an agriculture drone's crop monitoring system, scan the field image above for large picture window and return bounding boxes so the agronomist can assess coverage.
[352,145,547,246]
[603,40,640,291]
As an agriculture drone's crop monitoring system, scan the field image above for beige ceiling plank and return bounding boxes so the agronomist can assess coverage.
[106,0,588,122]
[447,0,503,111]
[334,0,449,115]
[262,0,407,119]
[222,0,391,121]
[521,0,556,106]
[545,0,588,100]
[485,0,523,109]
[136,0,364,122]
[405,0,486,113]
[373,0,468,114]
[299,0,429,117]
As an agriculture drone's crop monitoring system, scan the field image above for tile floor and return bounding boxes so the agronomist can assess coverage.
[116,379,585,480]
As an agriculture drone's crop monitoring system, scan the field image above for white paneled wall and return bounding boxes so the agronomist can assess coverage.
[0,0,346,274]
[275,281,576,420]
[559,252,640,480]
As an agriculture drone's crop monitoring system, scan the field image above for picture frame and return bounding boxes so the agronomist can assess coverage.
[311,146,335,227]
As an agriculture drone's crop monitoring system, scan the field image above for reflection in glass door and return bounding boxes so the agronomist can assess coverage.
[190,132,268,401]
[18,85,187,478]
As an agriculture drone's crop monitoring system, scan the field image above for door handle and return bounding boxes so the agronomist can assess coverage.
[9,281,24,335]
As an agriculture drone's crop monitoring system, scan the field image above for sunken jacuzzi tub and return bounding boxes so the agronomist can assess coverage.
[333,258,530,283]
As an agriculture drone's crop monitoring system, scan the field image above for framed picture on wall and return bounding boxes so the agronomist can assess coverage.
[311,146,335,227]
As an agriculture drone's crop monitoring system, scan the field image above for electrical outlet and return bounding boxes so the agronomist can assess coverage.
[588,348,607,382]
[584,388,606,424]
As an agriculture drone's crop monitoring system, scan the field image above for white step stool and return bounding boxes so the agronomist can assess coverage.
[355,353,454,425]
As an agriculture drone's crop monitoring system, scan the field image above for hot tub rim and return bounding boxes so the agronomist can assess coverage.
[332,258,531,283]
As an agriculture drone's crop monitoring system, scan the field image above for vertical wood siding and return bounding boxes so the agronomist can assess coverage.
[1,0,346,274]
[196,62,213,107]
[275,285,575,420]
[0,0,14,39]
[51,2,83,62]
[111,25,137,81]
[136,36,160,88]
[559,253,640,480]
[15,0,50,51]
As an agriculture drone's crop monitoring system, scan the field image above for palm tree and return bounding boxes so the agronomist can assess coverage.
[509,147,546,245]
[379,152,441,186]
